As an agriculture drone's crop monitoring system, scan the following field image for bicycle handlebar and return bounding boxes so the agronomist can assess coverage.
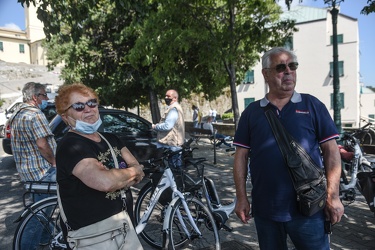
[360,122,372,130]
[140,138,198,164]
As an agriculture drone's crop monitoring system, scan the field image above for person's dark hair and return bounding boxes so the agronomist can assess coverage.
[262,47,298,69]
[22,82,46,102]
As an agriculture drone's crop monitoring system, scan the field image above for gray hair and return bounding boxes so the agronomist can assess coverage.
[22,82,46,102]
[261,47,298,69]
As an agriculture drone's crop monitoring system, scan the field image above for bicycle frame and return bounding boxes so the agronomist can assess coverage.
[14,196,58,223]
[200,162,250,230]
[135,166,202,239]
[201,176,236,224]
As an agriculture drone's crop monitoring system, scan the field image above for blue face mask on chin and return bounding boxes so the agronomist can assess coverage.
[71,117,102,134]
[38,100,48,110]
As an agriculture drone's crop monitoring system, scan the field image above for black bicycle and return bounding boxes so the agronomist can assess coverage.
[12,181,67,250]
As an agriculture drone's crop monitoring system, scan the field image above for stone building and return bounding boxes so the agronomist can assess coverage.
[0,4,46,65]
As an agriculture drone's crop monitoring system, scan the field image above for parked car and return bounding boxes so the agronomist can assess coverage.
[2,107,159,161]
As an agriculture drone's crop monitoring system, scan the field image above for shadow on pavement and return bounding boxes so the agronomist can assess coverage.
[1,139,374,250]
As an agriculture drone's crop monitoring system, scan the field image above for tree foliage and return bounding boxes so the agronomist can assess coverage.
[282,0,375,14]
[361,0,375,14]
[18,0,373,126]
[20,0,159,111]
[19,0,296,125]
[130,0,296,127]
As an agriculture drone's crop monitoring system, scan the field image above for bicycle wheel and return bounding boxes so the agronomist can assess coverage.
[13,196,67,250]
[134,181,167,249]
[361,132,373,145]
[167,196,220,250]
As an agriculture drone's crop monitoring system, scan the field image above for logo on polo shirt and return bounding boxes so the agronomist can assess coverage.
[296,110,309,114]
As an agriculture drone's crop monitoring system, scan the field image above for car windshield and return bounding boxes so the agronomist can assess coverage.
[50,109,153,141]
[102,113,150,134]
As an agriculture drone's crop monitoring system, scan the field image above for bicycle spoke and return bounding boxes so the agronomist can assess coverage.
[135,182,167,249]
[168,197,220,250]
[13,197,67,250]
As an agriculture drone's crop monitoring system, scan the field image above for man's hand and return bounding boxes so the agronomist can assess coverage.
[324,196,344,224]
[235,198,252,224]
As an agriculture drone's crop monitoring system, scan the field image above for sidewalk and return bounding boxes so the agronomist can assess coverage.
[0,139,374,250]
[138,139,375,250]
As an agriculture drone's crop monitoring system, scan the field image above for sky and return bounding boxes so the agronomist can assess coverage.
[0,0,374,86]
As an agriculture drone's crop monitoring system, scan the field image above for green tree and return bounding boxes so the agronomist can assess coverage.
[20,0,296,126]
[19,0,372,126]
[21,0,165,122]
[129,0,296,127]
[361,0,375,14]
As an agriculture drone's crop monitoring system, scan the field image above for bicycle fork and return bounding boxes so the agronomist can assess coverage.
[162,195,203,248]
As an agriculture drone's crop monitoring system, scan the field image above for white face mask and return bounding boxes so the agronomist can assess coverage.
[70,116,102,134]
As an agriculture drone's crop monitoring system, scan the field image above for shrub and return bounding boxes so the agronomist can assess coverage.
[221,112,234,120]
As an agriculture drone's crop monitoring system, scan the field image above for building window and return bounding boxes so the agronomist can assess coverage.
[369,114,375,122]
[243,70,254,84]
[244,98,255,109]
[19,44,25,53]
[329,61,344,77]
[285,37,293,51]
[0,41,3,51]
[330,92,344,109]
[330,34,343,44]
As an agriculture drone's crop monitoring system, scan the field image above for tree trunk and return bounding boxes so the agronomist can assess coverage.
[149,88,161,124]
[228,3,239,130]
[229,62,240,129]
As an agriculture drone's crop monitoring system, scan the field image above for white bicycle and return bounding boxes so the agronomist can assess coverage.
[135,148,221,249]
[13,148,220,250]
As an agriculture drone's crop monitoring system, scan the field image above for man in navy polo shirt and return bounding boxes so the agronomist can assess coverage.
[233,47,344,249]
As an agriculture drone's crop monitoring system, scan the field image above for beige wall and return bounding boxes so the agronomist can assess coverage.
[25,4,45,43]
[30,40,48,65]
[0,28,30,64]
[0,3,47,66]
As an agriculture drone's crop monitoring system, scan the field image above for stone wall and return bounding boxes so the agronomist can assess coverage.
[0,62,234,125]
[132,89,234,124]
[185,121,235,137]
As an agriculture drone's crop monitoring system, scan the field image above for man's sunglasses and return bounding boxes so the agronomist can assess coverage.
[266,62,299,73]
[65,99,98,112]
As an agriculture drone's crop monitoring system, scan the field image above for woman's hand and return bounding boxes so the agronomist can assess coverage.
[129,163,145,184]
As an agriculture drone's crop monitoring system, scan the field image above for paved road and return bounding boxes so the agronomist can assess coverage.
[0,154,24,249]
[1,139,375,249]
[192,142,375,250]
